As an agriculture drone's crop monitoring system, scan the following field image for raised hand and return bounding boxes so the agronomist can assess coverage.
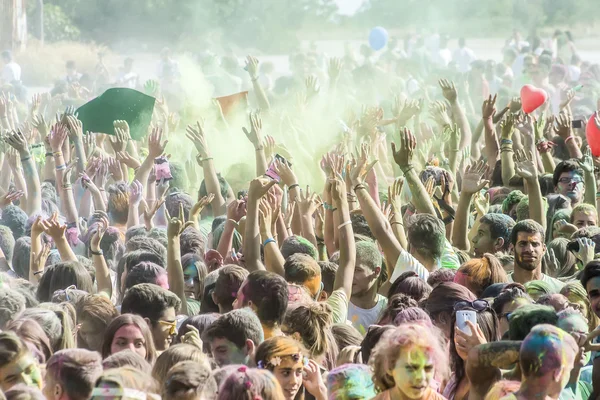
[473,191,490,217]
[513,149,538,180]
[128,180,143,207]
[272,159,297,187]
[62,158,78,187]
[185,120,210,158]
[391,127,416,171]
[348,143,377,186]
[481,94,497,120]
[66,115,83,141]
[499,113,515,140]
[575,237,595,266]
[40,212,66,240]
[227,199,247,222]
[190,194,215,222]
[461,161,490,194]
[116,151,141,170]
[388,177,404,214]
[245,55,259,79]
[0,189,24,208]
[166,203,194,238]
[429,100,452,127]
[83,132,96,158]
[248,177,277,202]
[148,127,168,158]
[328,57,343,82]
[577,147,594,174]
[5,130,29,154]
[31,114,48,140]
[241,111,263,150]
[509,97,522,114]
[106,157,123,181]
[48,123,68,152]
[298,186,322,216]
[439,79,458,103]
[90,216,109,253]
[554,112,573,139]
[330,176,347,205]
[305,75,320,98]
[110,121,130,153]
[143,197,165,230]
[258,199,274,238]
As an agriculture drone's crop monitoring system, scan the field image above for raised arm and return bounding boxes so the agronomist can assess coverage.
[66,116,87,175]
[499,114,517,186]
[126,180,143,229]
[217,199,246,258]
[28,216,46,283]
[481,94,500,163]
[578,148,597,207]
[297,186,321,249]
[555,112,583,159]
[6,129,41,214]
[89,216,112,298]
[186,121,226,216]
[242,111,268,177]
[330,175,355,299]
[259,198,286,277]
[244,177,277,272]
[514,149,545,229]
[40,212,77,262]
[245,56,271,111]
[166,203,195,316]
[134,127,167,200]
[440,79,471,151]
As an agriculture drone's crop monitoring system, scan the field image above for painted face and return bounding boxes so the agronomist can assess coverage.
[183,263,201,299]
[352,264,378,297]
[110,324,147,359]
[151,307,177,351]
[0,354,42,392]
[209,338,248,367]
[572,210,597,229]
[556,171,584,204]
[471,222,496,257]
[391,346,435,400]
[508,204,518,220]
[585,276,600,318]
[272,357,304,400]
[514,232,546,272]
[78,317,105,352]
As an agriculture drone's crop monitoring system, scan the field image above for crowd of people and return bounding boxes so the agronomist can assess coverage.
[0,27,599,400]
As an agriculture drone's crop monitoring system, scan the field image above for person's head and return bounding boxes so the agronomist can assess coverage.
[502,190,525,220]
[282,302,337,365]
[107,182,130,225]
[472,213,516,256]
[101,350,152,374]
[280,235,318,260]
[152,344,210,387]
[284,254,323,300]
[36,261,94,302]
[216,365,284,400]
[492,284,533,336]
[580,260,600,318]
[0,332,42,392]
[318,261,338,296]
[12,237,31,279]
[561,281,599,332]
[370,324,448,396]
[180,227,206,257]
[508,304,558,341]
[570,203,597,229]
[1,205,27,240]
[352,241,382,297]
[423,282,476,338]
[101,314,157,365]
[75,294,119,352]
[331,323,363,351]
[124,262,168,291]
[511,219,546,273]
[121,283,181,351]
[212,265,248,313]
[165,192,193,222]
[176,314,219,354]
[162,360,217,400]
[553,160,585,205]
[18,307,74,352]
[519,325,577,397]
[0,226,15,266]
[234,271,288,329]
[4,384,46,400]
[4,318,52,365]
[394,306,432,326]
[454,254,508,297]
[377,293,419,325]
[43,349,102,400]
[406,214,445,263]
[546,238,577,277]
[387,271,432,302]
[91,367,159,400]
[327,364,377,400]
[202,309,264,367]
[426,268,456,288]
[181,253,207,301]
[254,336,308,400]
[1,50,12,63]
[117,250,166,299]
[0,287,25,329]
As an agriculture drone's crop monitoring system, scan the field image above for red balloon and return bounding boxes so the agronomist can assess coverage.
[586,112,600,157]
[520,84,548,114]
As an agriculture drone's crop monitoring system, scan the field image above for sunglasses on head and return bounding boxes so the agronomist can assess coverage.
[453,299,490,312]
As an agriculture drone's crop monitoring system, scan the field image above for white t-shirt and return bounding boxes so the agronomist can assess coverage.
[506,272,564,293]
[452,47,477,73]
[390,239,461,282]
[435,48,452,67]
[1,62,21,82]
[347,294,388,336]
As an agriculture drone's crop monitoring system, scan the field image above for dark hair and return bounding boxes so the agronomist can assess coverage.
[241,271,288,326]
[124,262,167,291]
[508,304,558,340]
[117,250,166,299]
[36,261,94,302]
[351,213,375,239]
[121,283,181,323]
[510,219,545,246]
[165,192,193,222]
[162,360,217,400]
[101,314,157,364]
[5,318,53,364]
[125,236,167,265]
[4,385,46,400]
[280,235,318,260]
[422,282,476,324]
[407,214,445,259]
[360,325,395,364]
[181,253,208,294]
[377,293,419,325]
[180,227,206,257]
[203,309,264,350]
[102,349,152,374]
[285,253,321,284]
[480,213,516,251]
[0,331,28,368]
[176,313,220,353]
[553,159,583,186]
[75,294,119,352]
[46,348,102,400]
[492,285,532,316]
[388,271,432,301]
[213,265,248,312]
[581,260,600,290]
[12,237,31,279]
[426,268,455,288]
[0,205,27,240]
[318,261,338,295]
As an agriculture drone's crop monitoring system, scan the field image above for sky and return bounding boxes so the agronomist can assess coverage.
[334,0,366,16]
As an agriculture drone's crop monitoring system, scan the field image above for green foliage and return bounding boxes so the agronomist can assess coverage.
[42,4,81,42]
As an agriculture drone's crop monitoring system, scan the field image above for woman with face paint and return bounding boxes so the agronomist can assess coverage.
[255,336,327,400]
[0,332,43,393]
[370,323,449,400]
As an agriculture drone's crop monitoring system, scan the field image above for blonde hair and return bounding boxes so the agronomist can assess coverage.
[151,344,210,387]
[484,380,520,400]
[255,336,307,370]
[369,323,448,392]
[561,281,600,332]
[93,367,159,399]
[282,301,338,367]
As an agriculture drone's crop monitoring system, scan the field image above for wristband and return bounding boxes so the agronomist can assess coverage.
[263,238,276,247]
[536,140,555,154]
[90,249,104,256]
[53,151,63,157]
[55,164,66,171]
[565,136,576,144]
[45,152,53,157]
[33,269,44,276]
[199,157,213,163]
[62,185,72,190]
[338,221,352,230]
[402,165,415,174]
[391,221,404,226]
[288,184,299,191]
[354,183,368,192]
[20,156,31,162]
[501,139,513,145]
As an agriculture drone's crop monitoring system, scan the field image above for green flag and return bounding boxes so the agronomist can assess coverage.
[76,88,155,140]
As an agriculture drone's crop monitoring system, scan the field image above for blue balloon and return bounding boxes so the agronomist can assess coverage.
[369,27,388,51]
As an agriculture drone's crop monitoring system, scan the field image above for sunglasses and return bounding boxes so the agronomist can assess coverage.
[454,299,490,312]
